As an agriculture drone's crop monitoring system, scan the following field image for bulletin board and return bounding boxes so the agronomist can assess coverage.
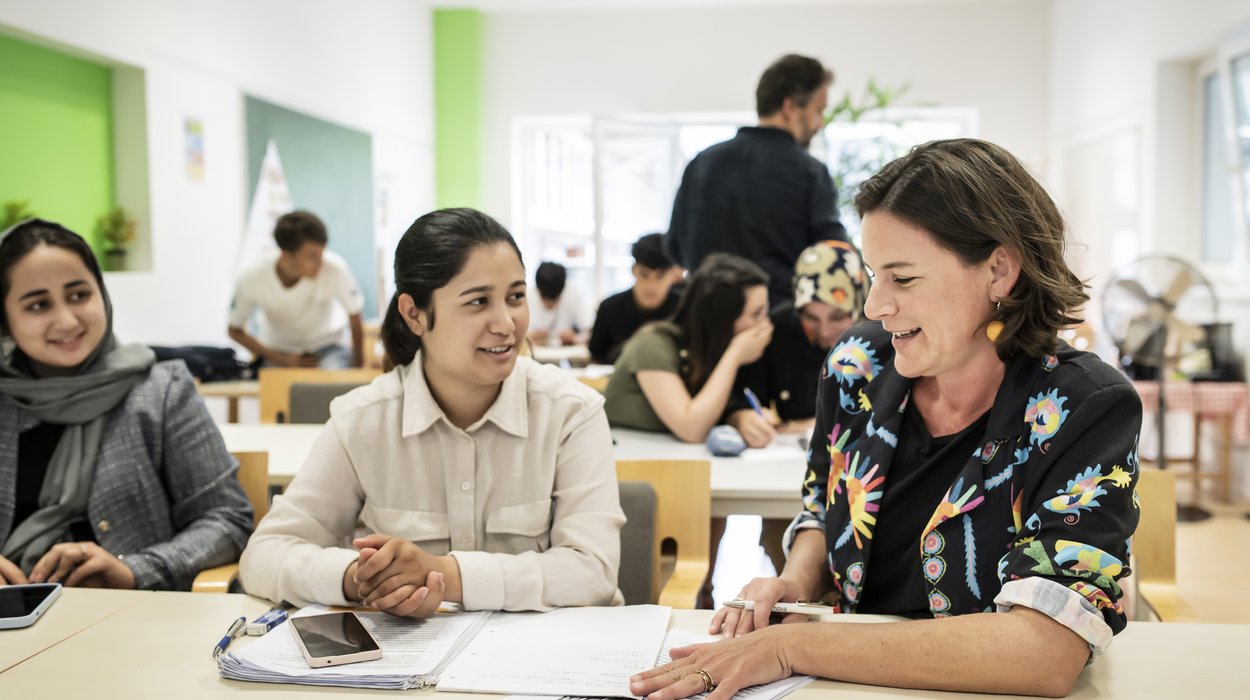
[245,96,376,317]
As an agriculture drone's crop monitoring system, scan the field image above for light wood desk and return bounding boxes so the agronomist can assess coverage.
[217,423,808,517]
[197,380,260,423]
[0,588,151,673]
[2,590,1247,698]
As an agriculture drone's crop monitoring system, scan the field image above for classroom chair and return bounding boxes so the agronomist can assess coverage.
[617,481,658,605]
[192,451,269,593]
[616,459,710,608]
[288,382,371,424]
[1131,468,1197,621]
[258,367,381,423]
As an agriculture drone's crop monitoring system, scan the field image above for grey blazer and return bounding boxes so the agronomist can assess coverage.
[0,360,253,590]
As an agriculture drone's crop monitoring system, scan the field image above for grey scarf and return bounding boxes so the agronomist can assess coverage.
[0,219,155,572]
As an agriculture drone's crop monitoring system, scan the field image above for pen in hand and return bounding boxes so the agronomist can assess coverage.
[212,616,248,658]
[743,388,766,418]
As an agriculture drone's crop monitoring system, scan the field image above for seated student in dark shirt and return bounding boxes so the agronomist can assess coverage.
[730,240,869,434]
[588,233,681,364]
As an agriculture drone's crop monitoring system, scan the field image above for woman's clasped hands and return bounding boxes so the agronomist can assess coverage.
[343,534,462,618]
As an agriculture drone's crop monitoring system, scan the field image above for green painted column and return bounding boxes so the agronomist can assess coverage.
[0,34,114,252]
[433,9,483,209]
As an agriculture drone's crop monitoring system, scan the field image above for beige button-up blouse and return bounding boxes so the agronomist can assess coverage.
[239,355,624,611]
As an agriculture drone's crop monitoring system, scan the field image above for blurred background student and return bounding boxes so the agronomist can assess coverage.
[588,233,681,365]
[0,219,252,590]
[228,210,365,369]
[603,253,773,446]
[527,261,593,347]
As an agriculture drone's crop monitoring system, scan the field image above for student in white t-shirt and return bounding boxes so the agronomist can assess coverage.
[228,211,365,368]
[526,261,593,347]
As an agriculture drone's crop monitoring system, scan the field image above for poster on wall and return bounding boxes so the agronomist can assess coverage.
[184,117,205,182]
[236,140,293,275]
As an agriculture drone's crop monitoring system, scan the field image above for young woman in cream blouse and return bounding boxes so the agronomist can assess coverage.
[240,208,624,616]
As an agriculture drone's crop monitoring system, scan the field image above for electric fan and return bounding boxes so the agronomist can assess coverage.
[1101,254,1220,522]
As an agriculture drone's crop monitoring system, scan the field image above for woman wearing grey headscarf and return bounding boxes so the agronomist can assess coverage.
[0,219,252,590]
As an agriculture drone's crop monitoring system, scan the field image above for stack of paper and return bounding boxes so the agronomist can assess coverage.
[217,606,487,690]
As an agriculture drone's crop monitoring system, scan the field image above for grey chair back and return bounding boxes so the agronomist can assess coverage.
[617,480,657,605]
[288,382,368,424]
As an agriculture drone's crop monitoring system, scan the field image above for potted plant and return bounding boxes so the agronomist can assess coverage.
[1,200,37,231]
[95,206,136,271]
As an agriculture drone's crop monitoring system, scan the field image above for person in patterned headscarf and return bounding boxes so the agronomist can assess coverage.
[728,239,869,442]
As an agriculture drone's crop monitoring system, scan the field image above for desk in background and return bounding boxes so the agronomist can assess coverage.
[530,343,591,366]
[3,589,1248,698]
[217,423,808,518]
[0,588,151,674]
[196,379,260,424]
[1132,380,1249,503]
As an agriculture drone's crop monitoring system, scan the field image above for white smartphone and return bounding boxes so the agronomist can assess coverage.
[288,612,382,667]
[0,583,62,630]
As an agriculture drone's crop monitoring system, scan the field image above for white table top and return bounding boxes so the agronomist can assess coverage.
[529,344,591,366]
[218,423,808,518]
[3,590,1247,698]
[0,588,151,673]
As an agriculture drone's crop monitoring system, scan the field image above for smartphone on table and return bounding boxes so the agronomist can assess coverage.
[288,612,382,667]
[0,583,62,630]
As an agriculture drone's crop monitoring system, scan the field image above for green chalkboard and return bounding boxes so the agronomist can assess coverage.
[245,97,375,317]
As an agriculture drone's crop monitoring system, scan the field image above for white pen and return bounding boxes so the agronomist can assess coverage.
[723,599,834,616]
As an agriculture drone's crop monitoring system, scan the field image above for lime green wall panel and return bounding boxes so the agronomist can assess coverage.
[0,34,114,251]
[434,9,483,209]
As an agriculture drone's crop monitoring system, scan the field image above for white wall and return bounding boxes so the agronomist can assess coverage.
[0,0,435,344]
[1049,0,1250,501]
[478,0,1051,235]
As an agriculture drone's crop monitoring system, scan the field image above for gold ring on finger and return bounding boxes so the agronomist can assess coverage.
[695,668,716,693]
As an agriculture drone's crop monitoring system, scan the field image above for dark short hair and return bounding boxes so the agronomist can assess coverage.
[631,233,674,271]
[756,54,834,117]
[273,210,328,252]
[854,138,1087,361]
[653,253,768,392]
[534,261,567,300]
[380,208,523,367]
[0,219,106,335]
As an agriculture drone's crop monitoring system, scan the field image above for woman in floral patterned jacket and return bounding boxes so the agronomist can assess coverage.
[632,139,1141,699]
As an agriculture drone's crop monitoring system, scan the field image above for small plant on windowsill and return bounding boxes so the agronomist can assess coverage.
[95,206,137,272]
[1,200,38,231]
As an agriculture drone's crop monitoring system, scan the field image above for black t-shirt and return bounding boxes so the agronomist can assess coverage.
[731,302,828,422]
[855,403,989,617]
[588,288,679,365]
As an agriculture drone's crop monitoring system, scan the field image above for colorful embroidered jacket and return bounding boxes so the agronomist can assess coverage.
[799,322,1142,637]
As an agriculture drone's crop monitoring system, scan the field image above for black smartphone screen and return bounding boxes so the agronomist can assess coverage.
[0,584,58,618]
[290,613,380,658]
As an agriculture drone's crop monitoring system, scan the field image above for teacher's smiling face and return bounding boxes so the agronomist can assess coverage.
[3,244,107,376]
[860,211,1001,380]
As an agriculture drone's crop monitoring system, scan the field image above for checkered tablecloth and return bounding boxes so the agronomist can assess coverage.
[1131,380,1250,442]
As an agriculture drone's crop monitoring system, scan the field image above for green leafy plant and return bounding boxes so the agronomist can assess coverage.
[95,206,136,252]
[821,79,911,233]
[1,200,37,231]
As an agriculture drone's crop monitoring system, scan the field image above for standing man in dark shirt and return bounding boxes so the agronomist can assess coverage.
[665,54,848,307]
[588,233,680,365]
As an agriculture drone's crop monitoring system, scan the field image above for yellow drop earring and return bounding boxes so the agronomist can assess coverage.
[986,301,1003,342]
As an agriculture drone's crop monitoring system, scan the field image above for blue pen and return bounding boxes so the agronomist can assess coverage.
[743,388,766,417]
[212,616,247,657]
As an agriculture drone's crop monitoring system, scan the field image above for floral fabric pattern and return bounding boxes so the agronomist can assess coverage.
[801,322,1141,635]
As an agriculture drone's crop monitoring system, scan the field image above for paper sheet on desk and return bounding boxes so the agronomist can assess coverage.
[506,628,814,700]
[437,605,670,696]
[738,440,808,462]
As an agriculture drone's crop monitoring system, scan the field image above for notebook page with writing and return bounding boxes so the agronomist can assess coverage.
[436,604,671,696]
